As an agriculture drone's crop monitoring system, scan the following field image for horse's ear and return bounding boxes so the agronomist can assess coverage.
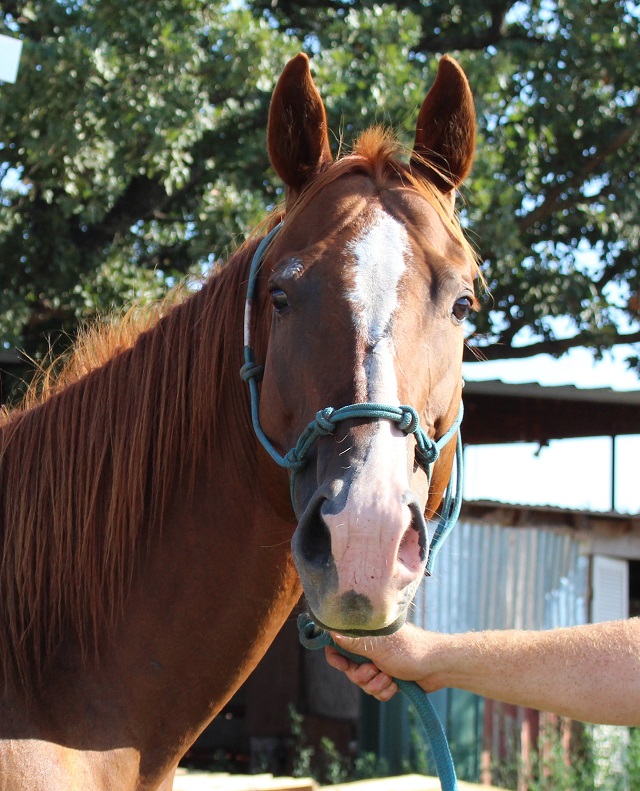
[268,53,333,206]
[412,55,475,206]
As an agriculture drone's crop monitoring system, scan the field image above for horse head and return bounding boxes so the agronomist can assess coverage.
[248,53,477,635]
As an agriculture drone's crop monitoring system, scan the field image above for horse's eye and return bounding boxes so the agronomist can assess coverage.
[270,288,289,312]
[452,296,472,323]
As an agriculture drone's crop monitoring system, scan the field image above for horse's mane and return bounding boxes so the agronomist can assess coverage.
[0,234,269,693]
[0,126,476,694]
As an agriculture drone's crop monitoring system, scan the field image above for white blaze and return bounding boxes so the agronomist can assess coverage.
[347,210,410,401]
[319,210,415,607]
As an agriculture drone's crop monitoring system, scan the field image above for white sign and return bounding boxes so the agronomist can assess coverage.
[0,33,23,84]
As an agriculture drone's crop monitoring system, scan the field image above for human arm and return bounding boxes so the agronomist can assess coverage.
[325,618,640,726]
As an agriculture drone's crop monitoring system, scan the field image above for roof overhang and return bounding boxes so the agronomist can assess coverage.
[463,379,640,444]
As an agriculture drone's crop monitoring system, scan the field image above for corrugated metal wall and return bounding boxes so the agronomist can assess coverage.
[414,521,589,634]
[391,521,590,781]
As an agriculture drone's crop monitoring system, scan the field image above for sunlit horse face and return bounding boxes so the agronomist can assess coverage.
[257,54,476,635]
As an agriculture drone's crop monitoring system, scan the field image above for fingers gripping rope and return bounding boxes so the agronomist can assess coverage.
[297,614,458,791]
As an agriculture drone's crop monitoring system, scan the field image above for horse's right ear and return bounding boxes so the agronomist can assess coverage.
[268,53,333,207]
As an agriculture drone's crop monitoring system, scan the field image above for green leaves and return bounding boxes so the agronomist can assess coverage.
[0,2,292,356]
[461,1,640,364]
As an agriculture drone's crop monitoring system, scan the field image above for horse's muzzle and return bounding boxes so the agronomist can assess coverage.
[291,487,428,634]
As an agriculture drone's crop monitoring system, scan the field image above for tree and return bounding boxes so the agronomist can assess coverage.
[1,0,639,374]
[0,1,300,361]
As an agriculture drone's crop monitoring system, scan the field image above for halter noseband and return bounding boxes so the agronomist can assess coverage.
[240,223,463,574]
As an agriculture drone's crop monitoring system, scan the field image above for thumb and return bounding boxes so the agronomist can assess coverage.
[330,632,375,660]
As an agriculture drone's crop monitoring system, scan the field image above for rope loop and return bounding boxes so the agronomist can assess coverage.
[314,407,336,435]
[297,613,331,649]
[416,439,439,467]
[239,361,264,382]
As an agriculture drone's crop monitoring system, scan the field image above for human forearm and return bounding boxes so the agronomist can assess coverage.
[328,619,640,726]
[428,620,640,725]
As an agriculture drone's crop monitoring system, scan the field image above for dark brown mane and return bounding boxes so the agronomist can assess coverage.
[0,236,268,692]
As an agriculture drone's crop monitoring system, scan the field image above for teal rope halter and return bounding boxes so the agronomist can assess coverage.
[240,224,464,558]
[240,223,463,791]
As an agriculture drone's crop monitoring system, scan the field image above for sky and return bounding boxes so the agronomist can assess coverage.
[0,34,22,84]
[462,345,640,514]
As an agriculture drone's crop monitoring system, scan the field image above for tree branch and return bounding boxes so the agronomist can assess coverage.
[68,106,269,257]
[69,169,206,256]
[418,23,541,53]
[518,106,640,232]
[1,3,24,21]
[464,328,640,362]
[415,0,543,52]
[596,247,639,291]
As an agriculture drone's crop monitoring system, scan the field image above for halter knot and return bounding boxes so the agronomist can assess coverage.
[314,407,336,435]
[415,440,440,467]
[239,361,264,382]
[283,448,306,473]
[397,405,420,434]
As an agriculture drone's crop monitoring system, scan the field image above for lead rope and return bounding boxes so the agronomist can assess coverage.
[296,438,463,791]
[298,614,458,791]
[242,225,461,791]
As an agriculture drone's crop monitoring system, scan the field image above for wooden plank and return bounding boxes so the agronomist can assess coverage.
[173,770,317,790]
[464,392,640,444]
[323,774,508,791]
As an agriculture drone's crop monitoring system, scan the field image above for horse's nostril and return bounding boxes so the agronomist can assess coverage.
[398,524,424,574]
[406,499,428,563]
[297,498,332,569]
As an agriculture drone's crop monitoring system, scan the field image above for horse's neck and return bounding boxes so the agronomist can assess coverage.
[103,455,300,786]
[75,266,299,785]
[7,438,300,791]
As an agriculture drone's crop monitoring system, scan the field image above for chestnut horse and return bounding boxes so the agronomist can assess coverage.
[0,54,477,790]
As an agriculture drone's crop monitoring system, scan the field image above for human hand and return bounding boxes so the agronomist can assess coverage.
[324,623,442,701]
[324,646,399,702]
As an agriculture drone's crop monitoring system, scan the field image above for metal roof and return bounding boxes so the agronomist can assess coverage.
[462,378,640,443]
[464,378,640,406]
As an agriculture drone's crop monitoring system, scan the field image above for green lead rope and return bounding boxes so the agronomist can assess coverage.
[293,430,463,790]
[297,613,458,791]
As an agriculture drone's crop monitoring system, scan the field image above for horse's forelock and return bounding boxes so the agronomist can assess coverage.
[283,126,479,279]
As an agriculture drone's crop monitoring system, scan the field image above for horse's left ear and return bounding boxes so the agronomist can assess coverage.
[412,55,475,207]
[268,53,333,207]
